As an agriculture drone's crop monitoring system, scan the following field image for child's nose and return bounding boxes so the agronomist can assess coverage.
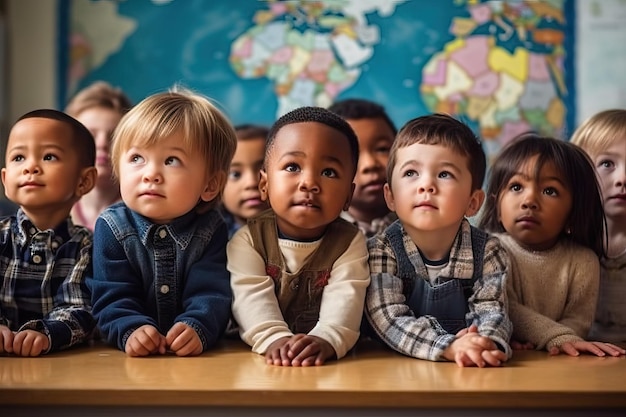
[299,174,320,193]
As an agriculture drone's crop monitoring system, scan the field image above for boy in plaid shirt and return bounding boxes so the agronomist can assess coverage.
[365,114,512,367]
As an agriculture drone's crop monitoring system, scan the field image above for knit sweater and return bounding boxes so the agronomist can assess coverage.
[496,233,600,350]
[588,250,626,343]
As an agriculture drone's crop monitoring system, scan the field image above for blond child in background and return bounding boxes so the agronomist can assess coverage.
[329,98,397,237]
[571,109,626,344]
[89,88,236,357]
[65,81,133,231]
[227,107,370,367]
[0,109,97,356]
[480,134,625,357]
[365,113,512,367]
[220,124,269,238]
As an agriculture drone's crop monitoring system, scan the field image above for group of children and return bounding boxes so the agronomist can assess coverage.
[0,85,624,367]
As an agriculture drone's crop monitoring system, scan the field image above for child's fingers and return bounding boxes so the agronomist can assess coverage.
[593,342,626,357]
[481,349,506,366]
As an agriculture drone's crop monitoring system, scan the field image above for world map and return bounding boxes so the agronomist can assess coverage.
[66,0,573,160]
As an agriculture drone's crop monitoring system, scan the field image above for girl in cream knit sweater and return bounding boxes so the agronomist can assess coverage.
[479,134,625,357]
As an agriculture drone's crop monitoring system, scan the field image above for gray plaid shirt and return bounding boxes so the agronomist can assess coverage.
[365,219,512,361]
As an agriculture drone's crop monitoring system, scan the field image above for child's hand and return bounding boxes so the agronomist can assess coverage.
[444,331,505,367]
[165,322,203,356]
[511,339,535,350]
[265,336,292,366]
[549,341,626,357]
[286,333,335,367]
[125,325,166,357]
[12,330,49,357]
[0,325,14,354]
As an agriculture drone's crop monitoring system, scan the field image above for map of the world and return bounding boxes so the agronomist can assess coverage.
[64,0,574,160]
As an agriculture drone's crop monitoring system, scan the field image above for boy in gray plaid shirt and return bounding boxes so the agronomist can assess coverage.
[364,114,512,367]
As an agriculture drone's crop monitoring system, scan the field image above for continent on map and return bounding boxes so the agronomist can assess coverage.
[69,0,136,95]
[229,0,407,118]
[420,0,567,159]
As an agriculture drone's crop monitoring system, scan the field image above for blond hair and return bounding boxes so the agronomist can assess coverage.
[571,109,626,158]
[65,81,132,117]
[111,86,237,211]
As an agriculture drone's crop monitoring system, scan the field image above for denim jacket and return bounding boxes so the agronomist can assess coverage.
[89,202,232,352]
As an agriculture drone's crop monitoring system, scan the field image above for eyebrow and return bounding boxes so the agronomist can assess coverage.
[279,151,344,166]
[512,171,567,186]
[8,143,66,153]
[399,159,461,171]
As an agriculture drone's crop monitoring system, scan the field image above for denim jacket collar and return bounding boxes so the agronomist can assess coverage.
[129,208,198,251]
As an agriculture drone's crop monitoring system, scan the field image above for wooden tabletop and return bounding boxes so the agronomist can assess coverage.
[1,339,625,409]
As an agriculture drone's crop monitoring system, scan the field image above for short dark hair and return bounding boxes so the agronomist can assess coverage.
[17,109,96,168]
[387,113,485,191]
[266,106,359,175]
[328,98,397,135]
[479,134,606,258]
[234,124,269,142]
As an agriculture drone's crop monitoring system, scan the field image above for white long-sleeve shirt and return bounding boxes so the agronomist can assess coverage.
[227,225,370,358]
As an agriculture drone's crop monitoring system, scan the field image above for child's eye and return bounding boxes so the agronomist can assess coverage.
[130,154,144,164]
[438,171,454,179]
[284,163,300,172]
[598,159,615,169]
[402,169,417,178]
[43,153,58,161]
[321,168,337,178]
[509,183,522,192]
[375,145,391,155]
[12,154,24,162]
[543,187,559,197]
[165,156,181,166]
[228,170,242,181]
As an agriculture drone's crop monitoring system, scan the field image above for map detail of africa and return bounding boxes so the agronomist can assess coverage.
[229,0,407,117]
[69,0,570,160]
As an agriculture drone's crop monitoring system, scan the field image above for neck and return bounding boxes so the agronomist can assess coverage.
[347,205,389,224]
[73,186,121,230]
[405,222,461,261]
[606,216,626,257]
[22,205,71,232]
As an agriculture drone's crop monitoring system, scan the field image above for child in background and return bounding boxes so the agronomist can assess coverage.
[220,124,269,238]
[365,113,511,367]
[479,134,625,357]
[328,98,397,237]
[227,107,370,367]
[66,81,133,231]
[89,88,236,357]
[0,109,97,356]
[571,109,626,343]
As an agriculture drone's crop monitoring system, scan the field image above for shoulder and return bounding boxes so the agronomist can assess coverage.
[561,240,600,267]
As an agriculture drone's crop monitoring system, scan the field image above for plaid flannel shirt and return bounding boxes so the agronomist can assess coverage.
[0,209,95,353]
[365,218,512,361]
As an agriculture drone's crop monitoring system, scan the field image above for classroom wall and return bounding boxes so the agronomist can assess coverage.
[2,0,626,135]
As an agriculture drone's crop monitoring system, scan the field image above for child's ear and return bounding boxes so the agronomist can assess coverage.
[465,189,485,217]
[383,182,396,212]
[200,171,226,203]
[343,182,355,211]
[259,169,269,202]
[75,167,97,198]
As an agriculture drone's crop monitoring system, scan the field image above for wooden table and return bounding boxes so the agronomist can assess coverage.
[1,339,625,416]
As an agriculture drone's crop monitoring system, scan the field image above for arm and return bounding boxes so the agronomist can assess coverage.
[227,226,293,354]
[90,218,157,351]
[308,232,370,359]
[468,237,513,358]
[175,223,232,351]
[556,250,599,340]
[364,235,455,361]
[18,231,95,353]
[506,255,584,350]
